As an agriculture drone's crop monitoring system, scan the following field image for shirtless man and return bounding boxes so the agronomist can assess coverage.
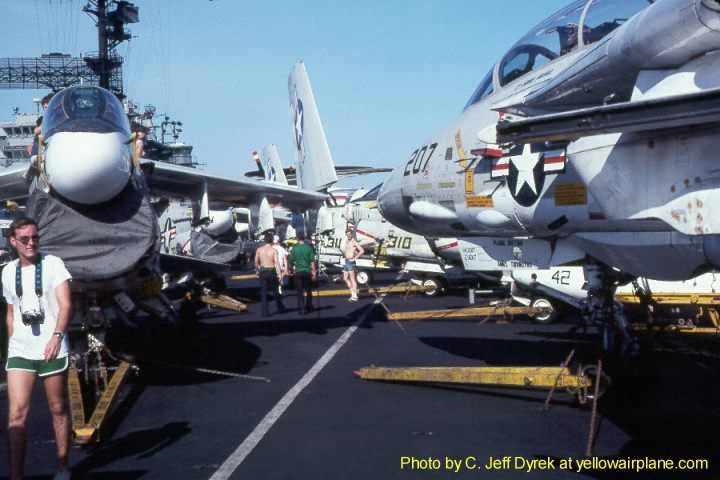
[342,229,364,302]
[254,232,286,316]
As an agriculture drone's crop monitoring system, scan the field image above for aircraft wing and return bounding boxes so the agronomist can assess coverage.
[335,166,393,178]
[0,164,31,201]
[244,165,392,185]
[496,87,720,145]
[159,252,230,275]
[142,160,327,209]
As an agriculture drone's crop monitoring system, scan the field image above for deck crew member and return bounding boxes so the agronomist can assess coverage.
[254,232,286,316]
[288,232,316,315]
[342,229,364,302]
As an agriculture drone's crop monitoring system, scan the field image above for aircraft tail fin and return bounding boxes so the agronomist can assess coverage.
[260,144,289,185]
[288,61,338,191]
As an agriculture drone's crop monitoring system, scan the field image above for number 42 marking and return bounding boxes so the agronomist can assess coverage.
[551,270,571,286]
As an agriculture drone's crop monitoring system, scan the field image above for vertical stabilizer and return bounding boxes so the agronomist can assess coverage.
[289,61,338,191]
[261,144,289,185]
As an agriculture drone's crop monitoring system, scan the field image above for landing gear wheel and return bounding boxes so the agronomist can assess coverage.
[530,297,557,324]
[422,277,446,297]
[356,270,372,286]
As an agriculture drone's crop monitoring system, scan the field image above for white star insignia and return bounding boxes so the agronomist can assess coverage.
[512,144,541,196]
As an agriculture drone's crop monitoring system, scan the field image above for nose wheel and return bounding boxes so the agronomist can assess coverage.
[530,297,557,324]
[583,262,639,357]
[355,270,373,286]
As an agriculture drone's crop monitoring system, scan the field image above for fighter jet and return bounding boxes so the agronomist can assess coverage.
[378,0,720,351]
[0,85,328,354]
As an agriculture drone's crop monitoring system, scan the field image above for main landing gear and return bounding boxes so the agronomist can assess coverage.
[582,261,639,357]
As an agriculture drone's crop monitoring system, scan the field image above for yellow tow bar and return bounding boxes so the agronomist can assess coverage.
[200,294,247,313]
[312,284,430,297]
[354,366,591,390]
[68,361,132,445]
[632,324,720,335]
[230,273,257,281]
[387,305,545,321]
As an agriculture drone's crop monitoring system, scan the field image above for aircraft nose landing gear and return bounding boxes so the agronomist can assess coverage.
[582,262,640,357]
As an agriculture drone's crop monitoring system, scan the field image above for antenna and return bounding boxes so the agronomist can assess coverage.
[0,1,138,98]
[160,115,184,144]
[82,0,139,96]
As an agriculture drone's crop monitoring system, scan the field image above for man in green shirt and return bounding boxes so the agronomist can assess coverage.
[288,232,317,315]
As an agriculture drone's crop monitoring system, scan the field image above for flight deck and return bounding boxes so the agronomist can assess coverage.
[4,1,720,478]
[1,274,718,479]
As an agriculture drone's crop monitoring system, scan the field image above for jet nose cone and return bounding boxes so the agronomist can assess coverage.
[377,177,396,220]
[378,169,410,230]
[45,131,132,205]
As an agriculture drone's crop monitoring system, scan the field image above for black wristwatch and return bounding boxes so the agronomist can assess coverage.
[52,331,64,340]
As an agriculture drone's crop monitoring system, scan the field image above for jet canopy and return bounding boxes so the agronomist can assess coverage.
[464,0,651,109]
[42,86,131,139]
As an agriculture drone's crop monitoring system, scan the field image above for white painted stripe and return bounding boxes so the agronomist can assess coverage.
[38,356,69,377]
[209,304,377,480]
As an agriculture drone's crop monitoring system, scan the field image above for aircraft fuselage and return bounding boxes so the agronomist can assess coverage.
[378,0,720,280]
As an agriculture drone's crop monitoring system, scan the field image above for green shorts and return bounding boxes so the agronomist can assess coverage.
[6,356,69,377]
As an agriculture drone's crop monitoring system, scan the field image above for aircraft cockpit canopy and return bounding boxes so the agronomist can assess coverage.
[464,69,494,110]
[581,0,651,45]
[498,1,586,87]
[464,0,651,109]
[43,86,131,139]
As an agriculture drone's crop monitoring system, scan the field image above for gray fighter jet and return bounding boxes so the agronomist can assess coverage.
[0,85,328,341]
[378,0,720,351]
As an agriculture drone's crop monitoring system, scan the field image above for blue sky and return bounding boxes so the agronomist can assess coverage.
[1,0,570,188]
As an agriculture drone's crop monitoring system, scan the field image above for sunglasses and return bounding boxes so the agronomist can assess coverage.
[15,235,39,245]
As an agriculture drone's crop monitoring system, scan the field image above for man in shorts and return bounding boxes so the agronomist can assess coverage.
[254,231,286,316]
[4,217,73,480]
[342,229,364,302]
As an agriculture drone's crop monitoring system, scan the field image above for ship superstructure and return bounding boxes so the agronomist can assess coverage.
[0,111,38,166]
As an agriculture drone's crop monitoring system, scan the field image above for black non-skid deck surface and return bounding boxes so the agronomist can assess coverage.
[2,277,720,479]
